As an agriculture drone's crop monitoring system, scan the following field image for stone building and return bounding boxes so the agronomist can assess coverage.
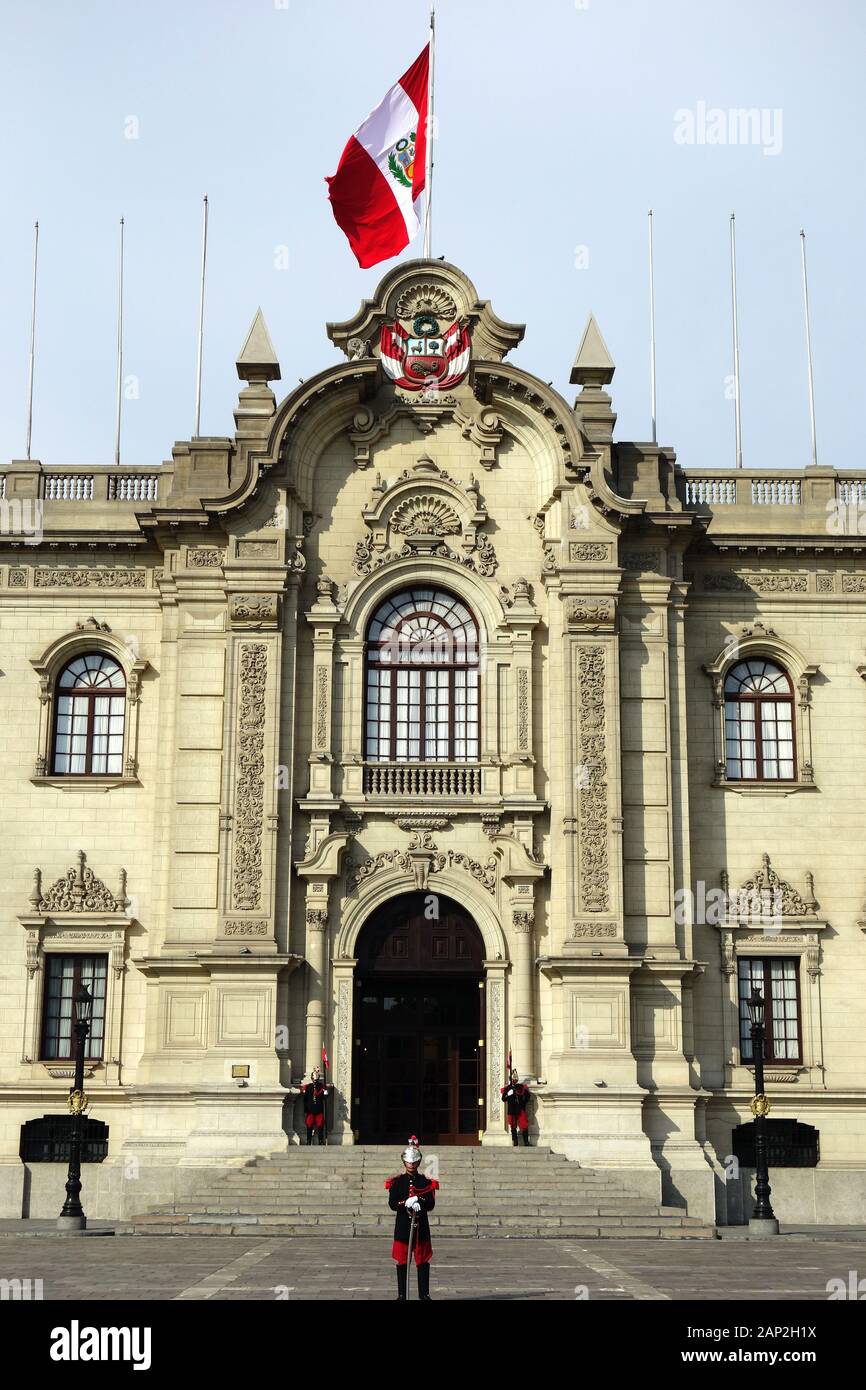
[1,258,864,1224]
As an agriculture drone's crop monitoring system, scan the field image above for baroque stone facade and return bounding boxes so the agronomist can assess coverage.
[1,259,865,1226]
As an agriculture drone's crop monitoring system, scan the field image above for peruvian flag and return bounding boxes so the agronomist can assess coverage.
[326,45,429,268]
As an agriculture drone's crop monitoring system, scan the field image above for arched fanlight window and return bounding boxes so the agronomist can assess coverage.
[365,588,480,762]
[52,654,126,775]
[724,659,795,781]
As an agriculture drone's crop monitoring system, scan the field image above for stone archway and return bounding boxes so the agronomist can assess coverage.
[352,892,485,1145]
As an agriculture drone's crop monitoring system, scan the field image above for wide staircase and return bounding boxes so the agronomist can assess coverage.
[123,1146,713,1238]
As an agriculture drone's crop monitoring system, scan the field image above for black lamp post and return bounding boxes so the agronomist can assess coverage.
[745,986,779,1236]
[57,984,93,1232]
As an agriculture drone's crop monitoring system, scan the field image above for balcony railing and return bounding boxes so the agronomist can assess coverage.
[363,762,482,798]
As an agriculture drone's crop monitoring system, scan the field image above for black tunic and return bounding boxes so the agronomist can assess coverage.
[302,1082,328,1116]
[500,1082,530,1118]
[387,1171,436,1245]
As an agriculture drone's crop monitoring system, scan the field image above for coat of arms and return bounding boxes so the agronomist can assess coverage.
[380,312,470,391]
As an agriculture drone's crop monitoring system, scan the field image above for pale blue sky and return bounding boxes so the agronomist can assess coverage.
[1,0,863,472]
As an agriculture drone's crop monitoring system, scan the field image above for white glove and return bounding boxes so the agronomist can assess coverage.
[406,1196,421,1213]
[322,1089,329,1096]
[506,1088,514,1097]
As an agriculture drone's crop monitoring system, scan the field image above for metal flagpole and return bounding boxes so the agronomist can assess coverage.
[730,213,743,469]
[800,229,818,468]
[422,6,435,259]
[114,218,125,467]
[648,209,657,444]
[25,220,39,460]
[194,195,209,438]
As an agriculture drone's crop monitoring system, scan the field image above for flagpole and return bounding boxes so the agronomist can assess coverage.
[114,217,125,467]
[194,194,209,438]
[423,5,435,259]
[800,229,818,468]
[730,213,743,469]
[648,209,657,444]
[25,220,39,460]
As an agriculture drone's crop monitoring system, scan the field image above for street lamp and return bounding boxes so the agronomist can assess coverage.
[57,984,93,1232]
[745,986,779,1236]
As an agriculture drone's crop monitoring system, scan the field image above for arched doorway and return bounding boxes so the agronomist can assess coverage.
[353,892,484,1145]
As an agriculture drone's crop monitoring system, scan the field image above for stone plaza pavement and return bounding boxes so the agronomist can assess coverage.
[2,1231,866,1300]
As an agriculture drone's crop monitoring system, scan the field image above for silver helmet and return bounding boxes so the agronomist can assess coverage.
[401,1146,422,1165]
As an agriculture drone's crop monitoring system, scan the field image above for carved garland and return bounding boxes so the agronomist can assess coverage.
[348,848,497,895]
[232,644,267,911]
[577,646,610,912]
[35,851,128,914]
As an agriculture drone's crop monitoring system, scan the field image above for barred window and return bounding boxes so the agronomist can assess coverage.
[365,589,480,762]
[40,955,108,1061]
[738,957,802,1064]
[52,654,126,775]
[724,660,795,781]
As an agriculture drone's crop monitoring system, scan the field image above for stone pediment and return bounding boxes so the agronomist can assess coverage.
[326,259,525,365]
[30,851,129,917]
[354,454,497,577]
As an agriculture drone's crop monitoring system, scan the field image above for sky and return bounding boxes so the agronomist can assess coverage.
[0,0,863,473]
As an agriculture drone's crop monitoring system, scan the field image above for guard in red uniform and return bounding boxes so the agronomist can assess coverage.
[500,1069,531,1146]
[385,1143,438,1301]
[301,1067,329,1145]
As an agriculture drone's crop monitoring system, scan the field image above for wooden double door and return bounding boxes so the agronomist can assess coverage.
[353,893,484,1145]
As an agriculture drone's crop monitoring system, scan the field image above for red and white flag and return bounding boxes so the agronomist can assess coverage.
[326,45,429,268]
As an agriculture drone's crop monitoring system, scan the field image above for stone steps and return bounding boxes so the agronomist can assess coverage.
[123,1144,715,1239]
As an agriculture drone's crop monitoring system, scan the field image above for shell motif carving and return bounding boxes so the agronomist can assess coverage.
[389,495,463,537]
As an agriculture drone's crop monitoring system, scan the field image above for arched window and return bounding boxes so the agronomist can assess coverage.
[365,588,480,762]
[52,654,126,775]
[724,659,795,781]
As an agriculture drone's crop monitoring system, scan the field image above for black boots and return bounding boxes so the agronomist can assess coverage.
[417,1263,431,1300]
[511,1128,519,1147]
[522,1129,530,1147]
[396,1265,407,1300]
[306,1129,313,1145]
[318,1128,326,1146]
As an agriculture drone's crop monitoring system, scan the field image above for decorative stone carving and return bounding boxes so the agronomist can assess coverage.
[395,284,458,320]
[232,644,267,911]
[230,595,279,626]
[569,542,611,563]
[347,847,497,895]
[8,568,27,587]
[566,598,615,628]
[35,852,128,915]
[389,495,462,537]
[186,547,225,568]
[338,978,351,1111]
[498,579,533,608]
[517,668,530,750]
[621,550,660,571]
[305,909,328,932]
[222,920,269,936]
[577,646,610,913]
[34,568,146,589]
[75,616,111,633]
[816,575,835,593]
[512,910,534,933]
[725,853,818,919]
[237,539,279,559]
[314,666,330,750]
[841,575,866,593]
[704,572,808,594]
[571,922,617,939]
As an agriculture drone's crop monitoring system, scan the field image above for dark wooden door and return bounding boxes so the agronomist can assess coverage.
[353,893,485,1145]
[355,979,481,1144]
